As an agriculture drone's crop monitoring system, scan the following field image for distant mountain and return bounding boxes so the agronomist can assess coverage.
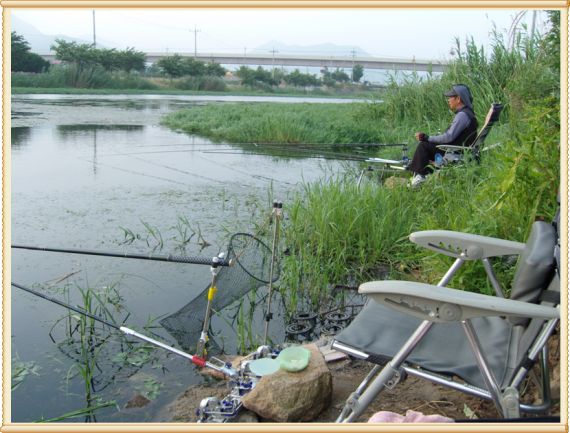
[11,15,113,54]
[253,41,370,57]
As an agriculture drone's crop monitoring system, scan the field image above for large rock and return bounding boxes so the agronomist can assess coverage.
[241,343,332,422]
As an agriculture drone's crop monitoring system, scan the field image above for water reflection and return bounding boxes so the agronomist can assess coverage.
[10,94,356,423]
[56,124,145,134]
[11,126,31,149]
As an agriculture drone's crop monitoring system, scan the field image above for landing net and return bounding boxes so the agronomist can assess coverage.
[159,232,279,352]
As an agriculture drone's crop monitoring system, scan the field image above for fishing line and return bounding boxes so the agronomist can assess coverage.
[95,148,226,157]
[76,156,194,187]
[193,153,297,186]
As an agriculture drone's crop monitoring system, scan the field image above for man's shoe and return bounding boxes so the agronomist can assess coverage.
[410,174,426,188]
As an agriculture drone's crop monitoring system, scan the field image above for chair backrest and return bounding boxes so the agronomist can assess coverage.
[470,103,504,160]
[509,221,557,326]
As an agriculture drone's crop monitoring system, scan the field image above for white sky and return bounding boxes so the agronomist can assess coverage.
[11,8,550,60]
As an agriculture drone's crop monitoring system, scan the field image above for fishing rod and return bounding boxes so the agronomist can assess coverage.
[202,144,386,161]
[120,141,409,149]
[247,142,409,148]
[11,282,237,378]
[12,245,232,268]
[201,149,368,162]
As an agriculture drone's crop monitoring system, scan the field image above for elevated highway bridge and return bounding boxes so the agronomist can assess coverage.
[41,52,448,72]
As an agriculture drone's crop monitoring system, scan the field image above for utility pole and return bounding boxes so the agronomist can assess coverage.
[350,48,356,81]
[270,48,278,80]
[191,25,201,58]
[92,10,97,48]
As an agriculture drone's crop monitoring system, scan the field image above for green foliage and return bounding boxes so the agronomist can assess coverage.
[173,76,227,91]
[284,69,319,87]
[51,39,146,76]
[11,66,158,90]
[205,61,226,77]
[12,357,41,391]
[321,67,350,85]
[11,32,50,73]
[542,11,560,75]
[156,54,225,78]
[161,103,389,144]
[35,400,118,423]
[352,64,364,83]
[159,13,560,306]
[12,69,67,88]
[235,65,278,87]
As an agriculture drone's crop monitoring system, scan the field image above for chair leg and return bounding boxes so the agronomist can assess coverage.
[336,320,435,422]
[462,319,505,416]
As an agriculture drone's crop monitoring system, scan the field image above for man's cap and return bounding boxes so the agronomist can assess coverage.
[444,87,459,97]
[443,84,473,108]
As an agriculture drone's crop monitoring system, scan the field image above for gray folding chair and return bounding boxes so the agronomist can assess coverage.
[438,102,504,165]
[332,219,560,422]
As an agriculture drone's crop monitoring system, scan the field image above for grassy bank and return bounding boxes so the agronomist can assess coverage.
[163,17,562,314]
[279,96,559,314]
[161,103,402,145]
[11,85,378,99]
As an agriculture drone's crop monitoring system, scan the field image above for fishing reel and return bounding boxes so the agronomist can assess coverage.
[196,345,279,423]
[196,395,243,423]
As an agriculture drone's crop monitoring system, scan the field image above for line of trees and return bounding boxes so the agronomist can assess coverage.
[51,39,147,73]
[12,32,368,90]
[155,54,226,78]
[11,32,50,73]
[236,64,365,89]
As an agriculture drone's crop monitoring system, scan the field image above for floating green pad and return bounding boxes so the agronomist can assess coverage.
[277,346,311,372]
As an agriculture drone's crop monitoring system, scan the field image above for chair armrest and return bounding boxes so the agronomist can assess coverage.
[409,230,525,260]
[359,281,559,323]
[436,145,469,152]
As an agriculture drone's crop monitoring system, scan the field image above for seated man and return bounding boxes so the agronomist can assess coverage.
[408,84,478,187]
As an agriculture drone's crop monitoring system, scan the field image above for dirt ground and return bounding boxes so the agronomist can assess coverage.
[160,332,560,424]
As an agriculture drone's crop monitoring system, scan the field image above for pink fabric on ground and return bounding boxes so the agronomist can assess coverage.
[368,410,454,423]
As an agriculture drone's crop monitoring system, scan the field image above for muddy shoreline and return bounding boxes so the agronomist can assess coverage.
[157,332,560,423]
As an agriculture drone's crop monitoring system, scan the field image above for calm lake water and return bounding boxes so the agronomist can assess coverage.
[10,94,364,422]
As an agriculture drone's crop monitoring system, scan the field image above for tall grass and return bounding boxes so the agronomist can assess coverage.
[157,16,560,310]
[280,101,559,309]
[277,20,560,308]
[161,103,398,145]
[12,66,159,90]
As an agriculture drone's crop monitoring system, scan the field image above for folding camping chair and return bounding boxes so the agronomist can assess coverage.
[437,102,504,165]
[332,217,560,422]
[357,103,503,188]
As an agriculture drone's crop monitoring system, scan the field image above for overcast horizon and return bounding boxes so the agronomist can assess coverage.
[10,8,551,61]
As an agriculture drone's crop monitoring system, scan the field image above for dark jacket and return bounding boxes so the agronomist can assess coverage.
[428,106,478,147]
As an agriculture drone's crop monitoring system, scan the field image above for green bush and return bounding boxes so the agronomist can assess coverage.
[12,70,66,88]
[11,66,158,90]
[173,76,227,92]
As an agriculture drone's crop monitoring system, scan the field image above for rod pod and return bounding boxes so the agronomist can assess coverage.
[263,201,283,345]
